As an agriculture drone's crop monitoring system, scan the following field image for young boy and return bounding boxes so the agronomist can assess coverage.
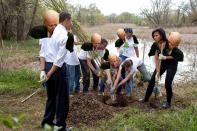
[65,35,80,95]
[115,28,139,61]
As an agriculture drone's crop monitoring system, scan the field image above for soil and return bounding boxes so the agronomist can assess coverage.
[0,83,193,130]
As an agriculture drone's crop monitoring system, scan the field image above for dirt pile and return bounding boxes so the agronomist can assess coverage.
[68,93,118,126]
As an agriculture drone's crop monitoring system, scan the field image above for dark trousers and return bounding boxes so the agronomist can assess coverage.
[144,61,177,104]
[79,59,99,92]
[90,59,99,90]
[42,63,69,131]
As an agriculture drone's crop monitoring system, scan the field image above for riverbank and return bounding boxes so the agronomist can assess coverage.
[82,23,197,44]
[0,24,197,130]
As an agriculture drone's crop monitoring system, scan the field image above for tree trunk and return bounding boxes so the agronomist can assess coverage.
[0,27,2,48]
[26,0,38,39]
[16,0,25,41]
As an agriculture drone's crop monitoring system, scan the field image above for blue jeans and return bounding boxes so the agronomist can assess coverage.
[66,64,80,94]
[119,54,128,61]
[137,63,151,82]
[99,77,107,92]
[116,77,134,96]
[125,78,134,96]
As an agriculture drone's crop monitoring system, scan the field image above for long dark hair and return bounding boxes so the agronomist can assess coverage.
[152,28,167,42]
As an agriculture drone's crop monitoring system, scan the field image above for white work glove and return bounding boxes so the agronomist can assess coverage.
[106,79,112,85]
[155,72,160,83]
[159,54,166,60]
[110,86,116,101]
[40,71,46,83]
[110,86,115,95]
[93,69,100,76]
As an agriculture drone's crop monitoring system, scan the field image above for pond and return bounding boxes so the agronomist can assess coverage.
[106,40,197,83]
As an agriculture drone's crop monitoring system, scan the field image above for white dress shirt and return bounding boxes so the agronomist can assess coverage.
[78,49,88,60]
[51,24,68,67]
[65,46,80,65]
[39,38,57,63]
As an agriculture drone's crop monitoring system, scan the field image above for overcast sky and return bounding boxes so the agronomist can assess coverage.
[68,0,184,15]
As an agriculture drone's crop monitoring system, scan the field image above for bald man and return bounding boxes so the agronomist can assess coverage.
[117,28,125,40]
[43,10,59,37]
[29,10,59,39]
[78,34,109,93]
[141,32,184,109]
[40,11,73,131]
[99,54,122,95]
[39,10,59,84]
[115,28,139,61]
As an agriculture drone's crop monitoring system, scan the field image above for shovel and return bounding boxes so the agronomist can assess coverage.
[103,83,117,105]
[21,82,46,103]
[154,55,164,99]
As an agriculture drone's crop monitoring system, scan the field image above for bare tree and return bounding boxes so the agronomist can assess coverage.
[189,0,197,24]
[0,0,16,39]
[27,0,39,39]
[43,0,89,42]
[141,0,172,27]
[16,0,26,41]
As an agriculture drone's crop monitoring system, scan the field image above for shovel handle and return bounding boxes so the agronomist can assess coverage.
[21,88,42,103]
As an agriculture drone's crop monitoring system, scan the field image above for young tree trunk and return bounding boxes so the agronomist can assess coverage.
[0,29,2,48]
[26,0,38,39]
[16,0,25,41]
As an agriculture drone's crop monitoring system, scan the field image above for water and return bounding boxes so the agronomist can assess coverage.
[106,40,197,83]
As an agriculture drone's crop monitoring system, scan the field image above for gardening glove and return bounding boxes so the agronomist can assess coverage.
[93,69,100,76]
[159,54,166,60]
[110,86,115,95]
[106,78,112,85]
[155,72,160,83]
[110,86,116,101]
[39,71,46,83]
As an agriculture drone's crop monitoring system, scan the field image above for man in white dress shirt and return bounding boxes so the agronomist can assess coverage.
[40,12,72,131]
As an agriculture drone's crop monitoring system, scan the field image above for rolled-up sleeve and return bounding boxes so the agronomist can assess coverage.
[54,37,68,67]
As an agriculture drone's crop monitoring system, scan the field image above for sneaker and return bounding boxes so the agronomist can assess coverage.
[65,127,73,131]
[69,94,74,98]
[138,98,148,103]
[162,102,171,109]
[98,92,103,96]
[41,122,55,128]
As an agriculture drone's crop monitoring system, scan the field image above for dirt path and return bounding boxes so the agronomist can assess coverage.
[0,82,194,130]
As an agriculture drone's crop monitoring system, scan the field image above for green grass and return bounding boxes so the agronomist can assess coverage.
[0,39,39,58]
[0,69,40,94]
[94,105,197,131]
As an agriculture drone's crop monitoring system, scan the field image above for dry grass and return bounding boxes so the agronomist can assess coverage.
[0,40,39,70]
[82,23,139,40]
[82,23,197,44]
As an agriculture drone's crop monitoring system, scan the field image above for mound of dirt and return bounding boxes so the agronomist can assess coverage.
[68,93,117,126]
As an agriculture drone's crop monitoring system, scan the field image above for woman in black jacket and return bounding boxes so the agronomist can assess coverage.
[141,30,184,108]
